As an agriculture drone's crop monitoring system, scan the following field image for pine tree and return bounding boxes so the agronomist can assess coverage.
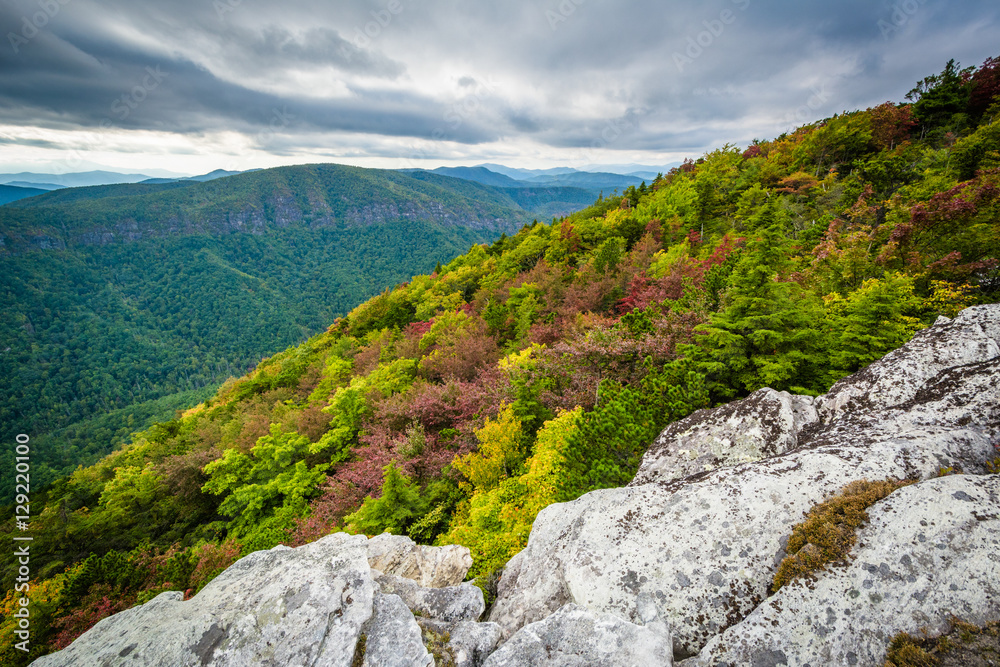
[688,211,826,398]
[345,462,425,536]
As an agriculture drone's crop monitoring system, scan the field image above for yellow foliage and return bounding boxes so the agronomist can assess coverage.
[441,408,581,577]
[453,404,524,493]
[926,280,975,318]
[498,343,545,373]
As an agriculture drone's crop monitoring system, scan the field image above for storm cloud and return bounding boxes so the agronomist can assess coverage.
[0,0,997,172]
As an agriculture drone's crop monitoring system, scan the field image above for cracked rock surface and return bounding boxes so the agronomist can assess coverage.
[489,305,1000,662]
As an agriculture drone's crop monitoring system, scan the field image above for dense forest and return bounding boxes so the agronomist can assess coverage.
[0,166,544,500]
[2,55,999,665]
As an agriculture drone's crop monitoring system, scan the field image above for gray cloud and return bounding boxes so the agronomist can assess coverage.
[0,0,998,168]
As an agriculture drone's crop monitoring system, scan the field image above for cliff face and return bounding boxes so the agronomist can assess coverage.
[34,306,1000,666]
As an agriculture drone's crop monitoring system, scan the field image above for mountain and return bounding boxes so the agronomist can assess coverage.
[470,163,645,192]
[0,184,46,205]
[2,57,999,666]
[428,166,524,188]
[140,169,246,185]
[521,170,644,191]
[2,180,65,191]
[0,163,534,499]
[0,170,161,188]
[477,163,579,179]
[579,163,682,178]
[186,168,244,182]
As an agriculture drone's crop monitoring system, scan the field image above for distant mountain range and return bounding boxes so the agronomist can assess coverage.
[0,168,242,193]
[0,184,47,205]
[416,163,677,215]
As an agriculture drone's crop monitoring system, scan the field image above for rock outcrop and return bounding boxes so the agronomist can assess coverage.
[490,305,1000,663]
[482,603,674,667]
[684,474,1000,666]
[367,533,473,588]
[32,533,377,667]
[35,305,1000,666]
[631,387,818,486]
[32,533,487,667]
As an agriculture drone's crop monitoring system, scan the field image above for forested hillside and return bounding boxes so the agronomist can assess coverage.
[2,56,999,666]
[0,165,537,500]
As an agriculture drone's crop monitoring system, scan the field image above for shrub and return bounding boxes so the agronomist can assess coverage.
[773,478,915,591]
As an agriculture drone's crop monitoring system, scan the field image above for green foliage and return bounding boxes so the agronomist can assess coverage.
[202,425,326,533]
[558,361,709,499]
[594,236,625,274]
[688,218,827,398]
[824,274,925,382]
[950,119,1000,180]
[345,462,426,536]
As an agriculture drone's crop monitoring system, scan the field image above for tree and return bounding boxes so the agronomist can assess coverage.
[453,404,524,493]
[688,211,826,398]
[344,462,425,536]
[906,58,974,135]
[202,425,327,532]
[557,360,708,499]
[823,274,924,383]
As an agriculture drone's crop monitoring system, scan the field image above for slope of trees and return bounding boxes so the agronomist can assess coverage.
[2,55,999,665]
[1,166,537,501]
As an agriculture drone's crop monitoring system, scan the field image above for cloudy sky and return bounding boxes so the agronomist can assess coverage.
[0,0,998,176]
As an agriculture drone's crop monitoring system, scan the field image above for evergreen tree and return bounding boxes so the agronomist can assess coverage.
[345,462,425,536]
[688,211,826,399]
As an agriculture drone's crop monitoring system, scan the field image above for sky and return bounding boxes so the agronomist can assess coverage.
[0,0,998,176]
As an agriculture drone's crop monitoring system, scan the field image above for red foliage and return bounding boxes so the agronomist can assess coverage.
[188,540,241,592]
[644,219,663,245]
[968,56,1000,117]
[331,368,511,499]
[616,274,685,314]
[155,448,218,499]
[419,317,502,382]
[673,158,697,174]
[705,233,744,266]
[51,585,131,650]
[546,309,704,388]
[742,144,763,159]
[910,179,998,231]
[286,404,334,442]
[868,102,918,149]
[292,478,367,542]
